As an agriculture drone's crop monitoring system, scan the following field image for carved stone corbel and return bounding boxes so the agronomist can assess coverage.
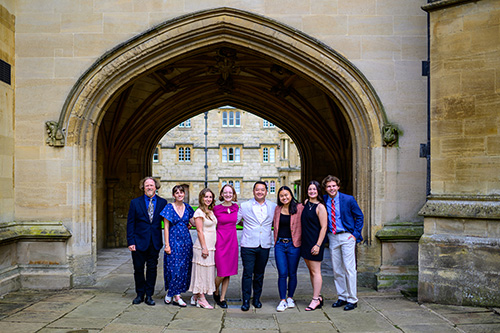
[382,124,399,147]
[45,121,65,147]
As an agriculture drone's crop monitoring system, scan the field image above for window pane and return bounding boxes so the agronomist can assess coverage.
[235,148,240,162]
[270,181,276,194]
[235,112,241,126]
[222,112,228,126]
[270,148,275,163]
[235,181,240,194]
[229,111,234,126]
[222,148,227,162]
[178,147,184,161]
[228,147,234,161]
[222,181,227,186]
[185,147,191,161]
[263,147,268,162]
[186,119,191,127]
[229,180,234,186]
[153,147,159,162]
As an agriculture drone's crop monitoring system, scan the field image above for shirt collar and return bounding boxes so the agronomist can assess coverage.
[252,198,266,206]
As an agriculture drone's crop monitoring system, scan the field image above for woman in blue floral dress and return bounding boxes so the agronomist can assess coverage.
[161,185,194,307]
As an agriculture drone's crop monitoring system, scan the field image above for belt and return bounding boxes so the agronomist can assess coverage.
[278,238,292,243]
[334,231,348,235]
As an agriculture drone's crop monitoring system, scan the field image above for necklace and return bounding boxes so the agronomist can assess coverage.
[307,201,316,210]
[222,203,232,214]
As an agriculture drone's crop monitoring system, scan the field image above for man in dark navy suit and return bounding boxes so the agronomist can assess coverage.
[322,175,364,311]
[127,177,167,305]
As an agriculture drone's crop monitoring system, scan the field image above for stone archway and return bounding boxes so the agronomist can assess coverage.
[59,8,387,285]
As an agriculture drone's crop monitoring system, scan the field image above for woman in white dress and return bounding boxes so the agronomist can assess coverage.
[189,188,217,309]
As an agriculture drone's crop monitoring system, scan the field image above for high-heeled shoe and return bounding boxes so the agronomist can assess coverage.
[196,297,214,309]
[172,295,187,307]
[190,295,198,306]
[305,298,322,311]
[319,295,324,307]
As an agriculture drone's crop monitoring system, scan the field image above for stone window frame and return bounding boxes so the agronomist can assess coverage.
[262,178,277,194]
[263,119,275,128]
[220,178,242,194]
[152,146,160,163]
[222,111,241,127]
[261,145,276,163]
[178,119,191,128]
[221,145,242,163]
[177,145,193,162]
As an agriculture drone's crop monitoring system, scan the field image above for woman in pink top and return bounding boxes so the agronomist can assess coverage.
[212,184,239,308]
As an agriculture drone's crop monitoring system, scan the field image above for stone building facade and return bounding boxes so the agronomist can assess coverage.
[0,0,498,306]
[152,107,301,204]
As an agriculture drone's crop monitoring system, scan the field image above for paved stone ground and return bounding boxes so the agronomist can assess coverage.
[1,238,499,332]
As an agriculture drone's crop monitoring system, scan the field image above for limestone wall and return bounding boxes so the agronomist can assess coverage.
[0,3,15,223]
[11,0,428,289]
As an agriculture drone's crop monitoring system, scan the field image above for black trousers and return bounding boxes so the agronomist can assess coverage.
[241,246,270,302]
[131,243,159,297]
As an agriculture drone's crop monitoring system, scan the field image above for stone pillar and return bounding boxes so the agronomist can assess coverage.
[420,0,500,306]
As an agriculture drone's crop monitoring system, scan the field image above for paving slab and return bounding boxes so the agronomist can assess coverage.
[100,323,165,332]
[440,311,500,325]
[111,305,175,325]
[278,321,336,332]
[0,321,47,332]
[224,312,278,330]
[167,318,223,331]
[46,317,112,330]
[3,309,65,322]
[424,303,492,314]
[397,323,461,333]
[458,323,500,332]
[274,309,330,323]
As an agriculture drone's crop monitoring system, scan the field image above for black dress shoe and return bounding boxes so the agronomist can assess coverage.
[344,302,357,311]
[332,299,348,308]
[132,295,144,304]
[252,299,262,308]
[213,293,220,304]
[241,300,250,311]
[145,296,155,306]
[219,300,228,308]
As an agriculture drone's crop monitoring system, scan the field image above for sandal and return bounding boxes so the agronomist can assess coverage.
[305,298,322,311]
[196,297,214,309]
[173,295,187,307]
[190,295,198,306]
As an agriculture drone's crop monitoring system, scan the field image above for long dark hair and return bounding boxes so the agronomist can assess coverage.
[306,180,325,205]
[276,186,299,215]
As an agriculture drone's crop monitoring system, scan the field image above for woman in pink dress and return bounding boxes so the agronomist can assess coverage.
[212,184,239,308]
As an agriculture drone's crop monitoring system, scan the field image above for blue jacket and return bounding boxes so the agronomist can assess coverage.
[324,192,364,242]
[127,195,168,251]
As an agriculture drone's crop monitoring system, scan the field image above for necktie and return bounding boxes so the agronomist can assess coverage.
[148,198,154,222]
[331,200,337,234]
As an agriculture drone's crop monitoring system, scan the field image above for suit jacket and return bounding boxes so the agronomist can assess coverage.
[324,192,364,242]
[273,204,303,247]
[127,195,168,251]
[237,198,277,248]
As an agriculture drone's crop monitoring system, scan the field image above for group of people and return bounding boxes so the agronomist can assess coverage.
[126,175,364,312]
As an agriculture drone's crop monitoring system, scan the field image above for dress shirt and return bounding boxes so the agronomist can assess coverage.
[144,194,156,210]
[326,195,345,233]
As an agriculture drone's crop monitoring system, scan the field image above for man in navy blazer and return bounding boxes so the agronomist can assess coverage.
[127,177,167,306]
[322,175,363,311]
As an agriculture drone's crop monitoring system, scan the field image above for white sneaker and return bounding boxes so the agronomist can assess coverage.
[276,300,288,312]
[286,297,295,308]
[164,295,172,304]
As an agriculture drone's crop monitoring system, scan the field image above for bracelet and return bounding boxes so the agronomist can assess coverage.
[315,244,320,247]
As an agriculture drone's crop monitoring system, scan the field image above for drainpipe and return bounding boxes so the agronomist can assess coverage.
[204,111,208,188]
[420,2,431,196]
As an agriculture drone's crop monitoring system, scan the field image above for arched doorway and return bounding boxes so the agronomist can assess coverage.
[59,8,386,284]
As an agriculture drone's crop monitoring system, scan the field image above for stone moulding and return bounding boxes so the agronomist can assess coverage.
[422,0,479,12]
[375,221,424,241]
[419,195,500,220]
[0,221,72,244]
